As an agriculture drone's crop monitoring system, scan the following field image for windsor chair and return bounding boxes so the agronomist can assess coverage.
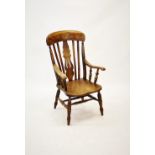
[46,30,106,125]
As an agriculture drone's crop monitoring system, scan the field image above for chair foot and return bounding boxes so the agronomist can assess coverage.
[67,117,70,125]
[97,91,104,116]
[100,108,104,116]
[54,89,60,109]
[67,97,71,125]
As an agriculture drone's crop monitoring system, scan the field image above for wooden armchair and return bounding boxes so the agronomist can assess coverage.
[46,30,106,125]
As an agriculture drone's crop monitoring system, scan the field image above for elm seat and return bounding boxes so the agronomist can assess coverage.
[66,80,102,96]
[46,30,106,125]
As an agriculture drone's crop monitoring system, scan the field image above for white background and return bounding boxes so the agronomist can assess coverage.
[26,0,129,155]
[0,0,155,155]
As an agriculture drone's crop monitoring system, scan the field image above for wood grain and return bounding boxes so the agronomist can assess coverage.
[66,79,101,96]
[46,30,85,45]
[63,41,74,81]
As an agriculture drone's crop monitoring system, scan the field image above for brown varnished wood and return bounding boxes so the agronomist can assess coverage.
[46,30,85,45]
[77,41,80,80]
[52,44,61,70]
[98,91,104,115]
[63,41,74,81]
[72,40,77,80]
[53,64,67,80]
[61,95,98,103]
[58,98,68,109]
[54,89,60,109]
[67,97,71,125]
[56,42,65,73]
[49,46,55,64]
[85,59,106,71]
[49,46,61,86]
[66,79,101,96]
[82,42,86,80]
[88,94,98,101]
[71,98,93,105]
[94,68,99,84]
[89,67,92,82]
[46,30,106,125]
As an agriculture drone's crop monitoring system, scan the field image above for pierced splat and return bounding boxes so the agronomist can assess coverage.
[63,41,74,81]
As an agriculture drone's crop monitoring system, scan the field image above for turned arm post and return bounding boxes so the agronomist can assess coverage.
[89,67,92,82]
[85,59,106,84]
[94,68,99,84]
[88,67,99,84]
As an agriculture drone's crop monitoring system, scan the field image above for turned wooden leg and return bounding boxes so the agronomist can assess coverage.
[67,97,71,125]
[97,91,104,116]
[54,89,60,109]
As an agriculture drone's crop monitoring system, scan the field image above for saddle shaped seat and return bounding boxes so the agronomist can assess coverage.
[66,79,102,96]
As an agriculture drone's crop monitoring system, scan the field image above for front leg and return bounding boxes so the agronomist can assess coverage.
[97,91,104,116]
[67,97,71,125]
[54,89,60,109]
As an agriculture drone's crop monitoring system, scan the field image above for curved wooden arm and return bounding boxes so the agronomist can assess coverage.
[53,64,67,80]
[84,59,106,71]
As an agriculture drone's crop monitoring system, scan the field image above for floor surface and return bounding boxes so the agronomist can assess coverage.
[26,83,129,155]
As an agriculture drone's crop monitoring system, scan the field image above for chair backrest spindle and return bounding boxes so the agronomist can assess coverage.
[49,46,55,65]
[52,44,61,70]
[72,40,77,80]
[77,41,80,80]
[56,42,65,73]
[82,41,86,80]
[94,68,99,84]
[89,68,92,82]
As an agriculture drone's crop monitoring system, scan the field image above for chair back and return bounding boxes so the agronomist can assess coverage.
[46,30,86,81]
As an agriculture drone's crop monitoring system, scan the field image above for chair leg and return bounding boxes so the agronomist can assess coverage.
[97,91,104,116]
[67,97,71,125]
[54,89,60,109]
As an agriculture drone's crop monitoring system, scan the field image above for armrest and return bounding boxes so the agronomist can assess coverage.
[53,64,67,80]
[85,59,106,71]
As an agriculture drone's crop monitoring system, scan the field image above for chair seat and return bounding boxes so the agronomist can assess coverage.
[66,79,102,96]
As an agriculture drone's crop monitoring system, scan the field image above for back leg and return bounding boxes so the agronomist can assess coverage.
[54,89,60,109]
[67,97,71,125]
[97,91,104,115]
